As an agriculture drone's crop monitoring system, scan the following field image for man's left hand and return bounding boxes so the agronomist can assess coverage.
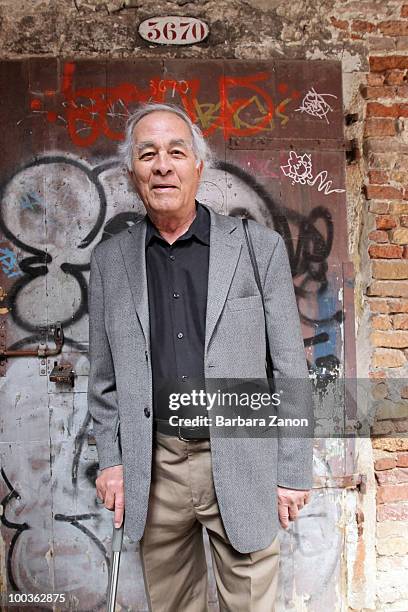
[277,486,311,529]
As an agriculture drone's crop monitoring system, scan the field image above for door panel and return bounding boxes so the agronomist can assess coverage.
[0,58,359,611]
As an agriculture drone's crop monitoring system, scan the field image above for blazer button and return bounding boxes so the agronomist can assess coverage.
[144,407,151,418]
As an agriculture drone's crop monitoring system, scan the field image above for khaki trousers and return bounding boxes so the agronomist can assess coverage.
[139,430,280,612]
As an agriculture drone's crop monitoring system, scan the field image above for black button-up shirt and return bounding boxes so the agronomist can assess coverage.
[145,201,210,420]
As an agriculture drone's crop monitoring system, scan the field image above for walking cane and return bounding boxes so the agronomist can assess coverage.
[106,514,124,612]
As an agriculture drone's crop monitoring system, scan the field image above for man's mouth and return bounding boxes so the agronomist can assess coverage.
[152,185,177,190]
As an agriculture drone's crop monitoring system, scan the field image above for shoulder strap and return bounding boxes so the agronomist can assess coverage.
[242,218,275,387]
[242,218,263,295]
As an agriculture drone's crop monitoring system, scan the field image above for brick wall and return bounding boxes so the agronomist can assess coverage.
[330,3,408,609]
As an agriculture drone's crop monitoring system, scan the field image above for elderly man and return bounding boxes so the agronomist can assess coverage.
[87,102,313,611]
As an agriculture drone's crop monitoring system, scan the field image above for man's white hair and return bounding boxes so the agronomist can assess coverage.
[118,102,214,171]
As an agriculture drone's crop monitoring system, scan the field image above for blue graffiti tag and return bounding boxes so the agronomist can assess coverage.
[0,247,23,278]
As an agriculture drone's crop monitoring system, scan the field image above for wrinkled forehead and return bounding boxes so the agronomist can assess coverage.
[134,138,193,153]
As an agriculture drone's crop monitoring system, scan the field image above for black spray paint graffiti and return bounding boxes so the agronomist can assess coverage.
[0,468,30,592]
[0,467,110,612]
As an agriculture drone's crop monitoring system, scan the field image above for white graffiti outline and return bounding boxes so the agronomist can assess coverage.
[295,87,337,124]
[280,151,345,196]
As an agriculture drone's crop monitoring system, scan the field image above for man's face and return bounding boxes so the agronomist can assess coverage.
[128,111,203,217]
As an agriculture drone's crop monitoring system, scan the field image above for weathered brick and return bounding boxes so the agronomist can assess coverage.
[368,152,397,170]
[376,468,408,484]
[402,5,408,17]
[368,186,403,200]
[395,156,408,169]
[369,244,403,258]
[388,299,408,313]
[368,281,408,298]
[368,298,390,313]
[396,36,408,51]
[371,347,406,367]
[370,369,387,378]
[371,330,408,348]
[394,418,408,433]
[391,227,408,243]
[373,438,408,454]
[378,555,408,573]
[368,170,389,184]
[379,21,408,36]
[368,36,396,52]
[375,456,398,470]
[372,419,395,435]
[393,314,408,329]
[377,483,408,503]
[404,245,408,258]
[385,70,407,86]
[367,74,385,87]
[365,118,397,137]
[397,452,408,466]
[370,56,408,72]
[352,19,376,33]
[361,85,396,99]
[401,215,408,227]
[376,535,408,555]
[376,400,408,419]
[391,202,408,213]
[364,138,408,154]
[398,103,408,117]
[369,201,390,213]
[330,16,348,30]
[377,519,408,538]
[390,170,408,183]
[372,314,393,330]
[377,501,408,520]
[376,215,398,229]
[372,261,408,279]
[396,85,408,97]
[372,381,389,399]
[366,102,399,118]
[368,229,389,242]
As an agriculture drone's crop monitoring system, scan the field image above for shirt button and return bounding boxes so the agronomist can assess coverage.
[173,292,180,299]
[177,332,184,339]
[169,255,175,261]
[181,375,188,381]
[144,407,151,418]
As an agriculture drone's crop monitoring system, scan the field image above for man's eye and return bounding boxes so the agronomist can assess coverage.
[171,150,186,157]
[140,152,155,160]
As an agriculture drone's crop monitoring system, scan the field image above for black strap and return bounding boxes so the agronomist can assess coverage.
[242,218,275,390]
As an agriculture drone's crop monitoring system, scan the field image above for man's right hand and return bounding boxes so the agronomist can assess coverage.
[96,464,124,528]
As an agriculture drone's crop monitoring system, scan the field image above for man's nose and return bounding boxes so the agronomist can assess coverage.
[152,152,173,175]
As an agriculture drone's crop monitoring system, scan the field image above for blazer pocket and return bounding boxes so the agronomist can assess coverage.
[226,294,263,311]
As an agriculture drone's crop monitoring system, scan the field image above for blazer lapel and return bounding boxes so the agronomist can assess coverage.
[118,204,243,356]
[203,204,242,354]
[119,216,150,348]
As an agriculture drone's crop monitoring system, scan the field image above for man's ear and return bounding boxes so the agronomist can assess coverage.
[196,159,204,179]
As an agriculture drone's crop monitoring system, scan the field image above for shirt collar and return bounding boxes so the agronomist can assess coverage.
[145,200,210,247]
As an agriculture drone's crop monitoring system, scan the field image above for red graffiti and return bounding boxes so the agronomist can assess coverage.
[29,62,300,147]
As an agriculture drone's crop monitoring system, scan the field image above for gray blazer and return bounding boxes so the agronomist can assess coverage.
[87,203,314,554]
